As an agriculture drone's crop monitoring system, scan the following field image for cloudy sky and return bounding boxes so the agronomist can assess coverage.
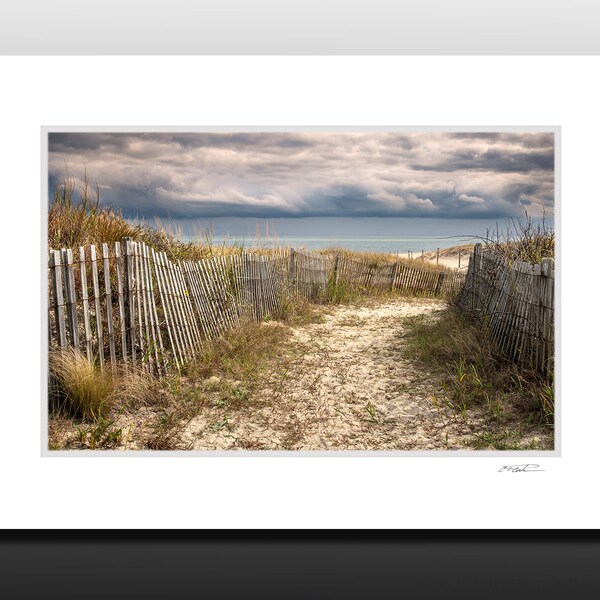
[48,131,554,220]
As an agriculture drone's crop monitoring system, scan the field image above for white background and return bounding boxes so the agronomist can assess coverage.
[0,56,597,528]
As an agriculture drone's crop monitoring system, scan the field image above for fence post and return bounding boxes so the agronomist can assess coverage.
[49,250,67,349]
[62,248,79,348]
[289,247,296,290]
[390,262,398,292]
[333,255,339,286]
[471,243,482,312]
[540,257,554,376]
[434,272,445,296]
[436,248,439,265]
[473,243,482,270]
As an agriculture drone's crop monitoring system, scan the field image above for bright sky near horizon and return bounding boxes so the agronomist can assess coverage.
[48,131,555,221]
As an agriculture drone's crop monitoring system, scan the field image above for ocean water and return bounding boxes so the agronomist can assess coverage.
[167,216,553,254]
[206,235,468,254]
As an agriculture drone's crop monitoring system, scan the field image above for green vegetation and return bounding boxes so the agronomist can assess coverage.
[48,310,325,450]
[403,306,554,449]
[48,170,553,451]
[319,246,455,273]
[49,169,466,272]
[49,168,245,262]
[481,212,555,263]
[49,347,116,421]
[49,168,143,250]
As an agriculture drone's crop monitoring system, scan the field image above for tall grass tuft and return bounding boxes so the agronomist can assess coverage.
[403,307,554,423]
[480,212,554,263]
[49,349,115,421]
[49,166,143,249]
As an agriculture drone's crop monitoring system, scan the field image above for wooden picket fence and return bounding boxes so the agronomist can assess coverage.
[48,239,465,375]
[458,243,555,377]
[289,248,332,301]
[331,254,465,296]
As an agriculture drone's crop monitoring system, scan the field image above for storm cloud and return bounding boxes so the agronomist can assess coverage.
[48,131,555,220]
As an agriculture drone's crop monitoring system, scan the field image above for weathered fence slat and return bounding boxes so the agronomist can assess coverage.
[102,243,117,368]
[62,248,79,348]
[49,250,67,349]
[114,242,128,366]
[133,242,146,363]
[123,239,136,367]
[137,242,151,371]
[78,246,93,362]
[152,248,180,371]
[137,242,154,373]
[143,243,165,375]
[89,245,104,369]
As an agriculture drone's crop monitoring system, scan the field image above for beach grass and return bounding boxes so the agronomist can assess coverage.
[402,306,554,447]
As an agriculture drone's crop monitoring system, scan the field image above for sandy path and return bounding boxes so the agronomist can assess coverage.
[183,298,484,451]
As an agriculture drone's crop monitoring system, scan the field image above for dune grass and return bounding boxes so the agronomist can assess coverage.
[47,302,327,450]
[402,306,554,449]
[49,348,115,421]
[479,212,554,263]
[48,168,144,249]
[49,170,294,264]
[48,170,552,451]
[317,246,456,273]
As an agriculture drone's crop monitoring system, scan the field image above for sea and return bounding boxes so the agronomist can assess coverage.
[150,216,554,255]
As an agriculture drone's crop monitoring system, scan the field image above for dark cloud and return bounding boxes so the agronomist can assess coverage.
[412,149,554,173]
[447,132,554,149]
[48,131,555,219]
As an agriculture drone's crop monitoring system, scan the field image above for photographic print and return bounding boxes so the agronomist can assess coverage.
[45,128,556,452]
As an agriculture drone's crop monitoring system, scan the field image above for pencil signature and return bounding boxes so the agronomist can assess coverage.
[499,464,545,473]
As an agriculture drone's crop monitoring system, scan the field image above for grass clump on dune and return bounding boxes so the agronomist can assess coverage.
[49,348,115,421]
[481,213,554,263]
[318,246,456,273]
[48,168,286,262]
[402,306,554,449]
[49,168,143,249]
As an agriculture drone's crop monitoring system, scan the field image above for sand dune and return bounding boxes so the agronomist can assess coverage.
[397,244,473,271]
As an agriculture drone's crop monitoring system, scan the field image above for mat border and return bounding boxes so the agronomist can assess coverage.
[41,125,561,457]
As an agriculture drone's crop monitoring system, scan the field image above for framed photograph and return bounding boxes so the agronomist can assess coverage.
[4,4,600,599]
[0,54,597,533]
[2,0,600,593]
[43,126,557,457]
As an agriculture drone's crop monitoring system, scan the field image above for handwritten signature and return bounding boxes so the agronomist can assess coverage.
[499,464,545,473]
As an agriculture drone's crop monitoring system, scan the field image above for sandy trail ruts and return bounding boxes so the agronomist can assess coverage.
[183,298,485,450]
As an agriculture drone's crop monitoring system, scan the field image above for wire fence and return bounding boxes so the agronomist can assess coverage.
[48,238,466,375]
[458,243,555,377]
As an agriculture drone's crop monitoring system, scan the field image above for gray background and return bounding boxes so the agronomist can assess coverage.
[1,0,599,54]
